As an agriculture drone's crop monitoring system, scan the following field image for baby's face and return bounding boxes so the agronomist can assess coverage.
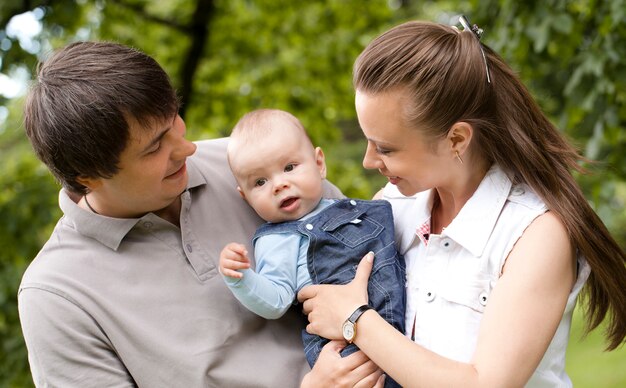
[231,131,326,223]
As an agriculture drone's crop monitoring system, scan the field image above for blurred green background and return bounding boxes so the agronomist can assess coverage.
[1,0,625,386]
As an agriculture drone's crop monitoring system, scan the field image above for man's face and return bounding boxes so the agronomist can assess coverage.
[91,114,197,218]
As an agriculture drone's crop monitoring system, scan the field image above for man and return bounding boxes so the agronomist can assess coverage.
[19,41,380,387]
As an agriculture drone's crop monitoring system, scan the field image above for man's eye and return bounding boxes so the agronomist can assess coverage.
[148,143,161,154]
[255,178,267,187]
[284,163,296,172]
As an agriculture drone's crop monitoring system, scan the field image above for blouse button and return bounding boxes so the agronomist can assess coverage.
[512,186,525,196]
[479,291,488,306]
[305,224,314,230]
[424,290,435,302]
[143,221,153,229]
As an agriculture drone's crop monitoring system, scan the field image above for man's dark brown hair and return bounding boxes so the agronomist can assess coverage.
[24,41,179,194]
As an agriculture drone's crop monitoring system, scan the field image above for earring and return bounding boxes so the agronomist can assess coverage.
[455,151,464,164]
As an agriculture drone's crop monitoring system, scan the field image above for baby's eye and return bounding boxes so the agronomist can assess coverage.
[284,163,296,172]
[255,178,267,187]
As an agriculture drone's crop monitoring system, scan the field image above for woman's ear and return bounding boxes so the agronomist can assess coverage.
[314,147,327,179]
[447,122,473,155]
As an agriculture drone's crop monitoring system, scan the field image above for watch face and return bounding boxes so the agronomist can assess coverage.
[342,321,355,342]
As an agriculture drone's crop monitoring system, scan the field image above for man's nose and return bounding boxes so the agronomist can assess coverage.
[173,137,197,160]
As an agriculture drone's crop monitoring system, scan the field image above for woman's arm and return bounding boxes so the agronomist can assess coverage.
[299,212,576,387]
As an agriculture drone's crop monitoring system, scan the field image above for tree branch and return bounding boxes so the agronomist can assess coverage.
[178,0,215,119]
[107,0,191,33]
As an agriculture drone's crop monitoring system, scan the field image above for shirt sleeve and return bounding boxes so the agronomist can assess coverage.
[18,286,135,387]
[223,233,303,319]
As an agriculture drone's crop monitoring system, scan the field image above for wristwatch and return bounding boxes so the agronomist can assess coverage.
[342,304,372,344]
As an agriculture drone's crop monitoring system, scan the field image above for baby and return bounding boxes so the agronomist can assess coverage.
[219,109,405,378]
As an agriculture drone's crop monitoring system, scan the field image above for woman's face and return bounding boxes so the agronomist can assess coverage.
[355,89,452,196]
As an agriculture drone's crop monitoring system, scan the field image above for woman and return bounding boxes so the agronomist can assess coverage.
[300,18,626,387]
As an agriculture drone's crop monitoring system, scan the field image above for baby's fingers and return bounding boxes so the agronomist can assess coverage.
[223,244,250,263]
[221,263,246,279]
[220,256,250,278]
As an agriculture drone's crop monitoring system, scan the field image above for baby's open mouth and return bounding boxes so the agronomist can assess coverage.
[281,197,298,208]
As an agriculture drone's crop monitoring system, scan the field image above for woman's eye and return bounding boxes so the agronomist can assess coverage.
[376,147,391,155]
[254,178,267,187]
[284,163,296,172]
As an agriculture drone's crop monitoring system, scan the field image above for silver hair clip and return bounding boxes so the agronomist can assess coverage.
[459,15,491,84]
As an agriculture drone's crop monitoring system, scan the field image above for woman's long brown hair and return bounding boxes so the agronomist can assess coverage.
[354,21,626,350]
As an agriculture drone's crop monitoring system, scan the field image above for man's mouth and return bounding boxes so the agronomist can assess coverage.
[165,163,186,179]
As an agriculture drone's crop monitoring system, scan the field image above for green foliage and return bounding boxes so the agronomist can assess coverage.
[468,0,626,246]
[0,99,60,388]
[1,0,625,386]
[567,306,626,387]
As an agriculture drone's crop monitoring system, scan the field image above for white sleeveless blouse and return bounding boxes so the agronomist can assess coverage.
[383,165,590,387]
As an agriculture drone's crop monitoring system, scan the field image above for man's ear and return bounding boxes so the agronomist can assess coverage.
[237,186,247,201]
[76,175,103,192]
[314,147,327,179]
[447,122,473,156]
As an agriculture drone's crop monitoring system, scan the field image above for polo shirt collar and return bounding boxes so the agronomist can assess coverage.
[59,190,139,251]
[60,157,209,251]
[186,155,208,190]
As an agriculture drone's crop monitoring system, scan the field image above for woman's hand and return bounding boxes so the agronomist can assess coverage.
[300,340,385,388]
[298,252,374,339]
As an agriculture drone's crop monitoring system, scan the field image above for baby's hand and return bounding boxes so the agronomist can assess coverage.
[219,242,251,279]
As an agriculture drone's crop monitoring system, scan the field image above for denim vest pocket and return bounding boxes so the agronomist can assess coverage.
[321,208,384,248]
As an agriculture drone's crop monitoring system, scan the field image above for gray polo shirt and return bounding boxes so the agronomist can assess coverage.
[18,138,342,387]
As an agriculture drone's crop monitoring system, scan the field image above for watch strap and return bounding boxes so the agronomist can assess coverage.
[347,304,372,324]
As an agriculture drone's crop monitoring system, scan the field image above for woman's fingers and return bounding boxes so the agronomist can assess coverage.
[354,251,374,290]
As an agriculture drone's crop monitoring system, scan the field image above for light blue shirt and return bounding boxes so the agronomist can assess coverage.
[224,199,334,319]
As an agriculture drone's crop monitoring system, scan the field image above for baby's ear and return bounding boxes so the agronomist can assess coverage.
[237,187,247,201]
[315,147,327,179]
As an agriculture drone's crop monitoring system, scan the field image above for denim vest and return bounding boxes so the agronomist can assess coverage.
[254,199,405,387]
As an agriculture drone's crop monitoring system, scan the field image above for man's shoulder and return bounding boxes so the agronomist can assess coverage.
[192,137,229,161]
[185,137,234,188]
[19,220,84,291]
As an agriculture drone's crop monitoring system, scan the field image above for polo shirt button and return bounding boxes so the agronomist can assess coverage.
[306,224,314,230]
[350,200,357,206]
[143,221,153,228]
[479,291,488,306]
[424,290,435,302]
